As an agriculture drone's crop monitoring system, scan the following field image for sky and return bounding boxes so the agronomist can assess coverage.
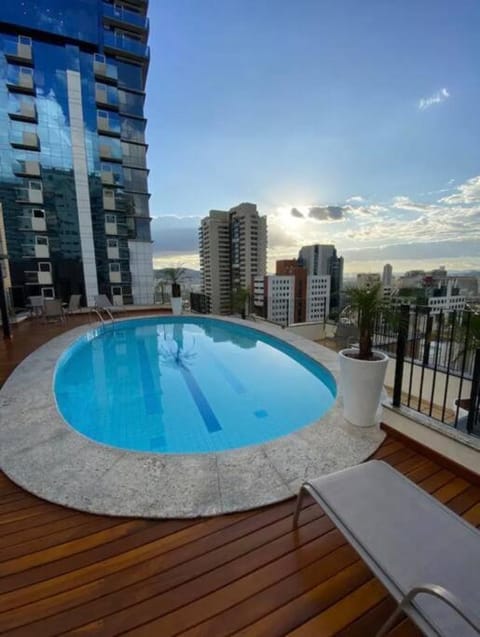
[144,0,480,275]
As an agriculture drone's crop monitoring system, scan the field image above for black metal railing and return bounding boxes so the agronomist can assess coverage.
[190,293,210,314]
[392,305,480,438]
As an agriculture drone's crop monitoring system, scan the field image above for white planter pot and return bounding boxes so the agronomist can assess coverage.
[170,297,183,315]
[339,348,389,427]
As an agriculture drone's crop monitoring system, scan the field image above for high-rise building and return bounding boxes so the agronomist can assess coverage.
[298,244,343,316]
[0,1,153,308]
[199,210,231,314]
[199,203,267,314]
[382,263,393,286]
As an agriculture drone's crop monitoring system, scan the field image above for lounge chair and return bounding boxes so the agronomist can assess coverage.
[27,295,44,317]
[293,460,480,636]
[43,299,65,323]
[94,294,119,310]
[65,293,82,315]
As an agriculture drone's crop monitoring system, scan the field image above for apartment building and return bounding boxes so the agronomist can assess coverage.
[0,0,153,307]
[199,203,267,314]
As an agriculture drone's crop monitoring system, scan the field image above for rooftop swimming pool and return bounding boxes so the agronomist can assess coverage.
[54,317,336,453]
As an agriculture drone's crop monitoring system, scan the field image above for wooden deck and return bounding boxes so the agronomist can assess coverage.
[1,317,480,636]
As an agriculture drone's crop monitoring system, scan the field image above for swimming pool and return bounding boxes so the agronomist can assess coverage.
[54,317,336,453]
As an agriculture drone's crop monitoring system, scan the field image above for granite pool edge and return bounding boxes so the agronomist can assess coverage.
[0,315,385,518]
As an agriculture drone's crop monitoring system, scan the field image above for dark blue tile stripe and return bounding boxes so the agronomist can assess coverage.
[137,339,161,415]
[179,363,222,433]
[208,351,246,395]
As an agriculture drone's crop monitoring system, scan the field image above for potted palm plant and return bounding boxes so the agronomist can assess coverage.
[338,283,389,427]
[163,267,185,315]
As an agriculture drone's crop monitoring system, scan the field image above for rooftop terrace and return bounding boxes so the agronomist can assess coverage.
[1,314,479,636]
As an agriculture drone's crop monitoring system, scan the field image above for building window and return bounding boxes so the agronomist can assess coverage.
[38,262,51,273]
[42,287,54,299]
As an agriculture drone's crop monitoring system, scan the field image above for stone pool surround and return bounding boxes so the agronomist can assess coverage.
[0,316,385,518]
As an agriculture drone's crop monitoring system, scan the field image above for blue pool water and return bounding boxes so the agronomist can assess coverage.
[54,317,336,453]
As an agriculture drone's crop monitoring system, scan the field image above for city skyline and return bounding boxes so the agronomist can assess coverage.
[145,0,480,275]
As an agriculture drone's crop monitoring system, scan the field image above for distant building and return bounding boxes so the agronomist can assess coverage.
[276,259,307,322]
[199,211,230,314]
[382,263,393,287]
[356,273,381,288]
[427,294,466,315]
[254,260,330,326]
[199,203,267,314]
[298,244,343,315]
[265,275,295,326]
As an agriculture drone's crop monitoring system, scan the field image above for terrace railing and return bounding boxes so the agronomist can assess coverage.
[392,306,480,438]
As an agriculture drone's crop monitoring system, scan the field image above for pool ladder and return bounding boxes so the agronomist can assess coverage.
[91,307,115,324]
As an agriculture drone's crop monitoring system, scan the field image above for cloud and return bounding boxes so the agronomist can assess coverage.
[342,239,480,261]
[418,88,450,111]
[290,207,304,218]
[391,196,437,212]
[345,204,388,217]
[439,175,480,205]
[346,195,364,203]
[308,205,345,221]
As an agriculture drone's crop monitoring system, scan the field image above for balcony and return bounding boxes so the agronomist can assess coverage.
[8,100,37,123]
[107,244,120,260]
[99,143,122,163]
[22,240,49,259]
[16,184,43,205]
[102,189,119,211]
[103,30,149,60]
[97,113,121,137]
[95,85,119,110]
[101,169,123,186]
[25,269,52,285]
[5,38,33,65]
[94,59,118,84]
[7,69,35,95]
[103,3,148,32]
[109,267,122,284]
[13,160,41,177]
[10,131,40,151]
[105,219,118,235]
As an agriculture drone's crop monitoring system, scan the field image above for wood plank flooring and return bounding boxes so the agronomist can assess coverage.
[1,317,479,635]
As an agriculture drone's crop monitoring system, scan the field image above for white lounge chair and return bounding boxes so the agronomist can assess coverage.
[27,295,44,318]
[65,294,82,315]
[293,460,480,637]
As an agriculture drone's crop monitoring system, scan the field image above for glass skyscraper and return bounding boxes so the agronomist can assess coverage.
[0,0,153,308]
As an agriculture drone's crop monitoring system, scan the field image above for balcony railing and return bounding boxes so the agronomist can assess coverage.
[5,39,33,64]
[392,306,480,438]
[103,31,149,59]
[103,3,148,30]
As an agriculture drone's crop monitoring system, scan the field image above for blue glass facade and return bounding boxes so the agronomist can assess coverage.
[0,0,152,307]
